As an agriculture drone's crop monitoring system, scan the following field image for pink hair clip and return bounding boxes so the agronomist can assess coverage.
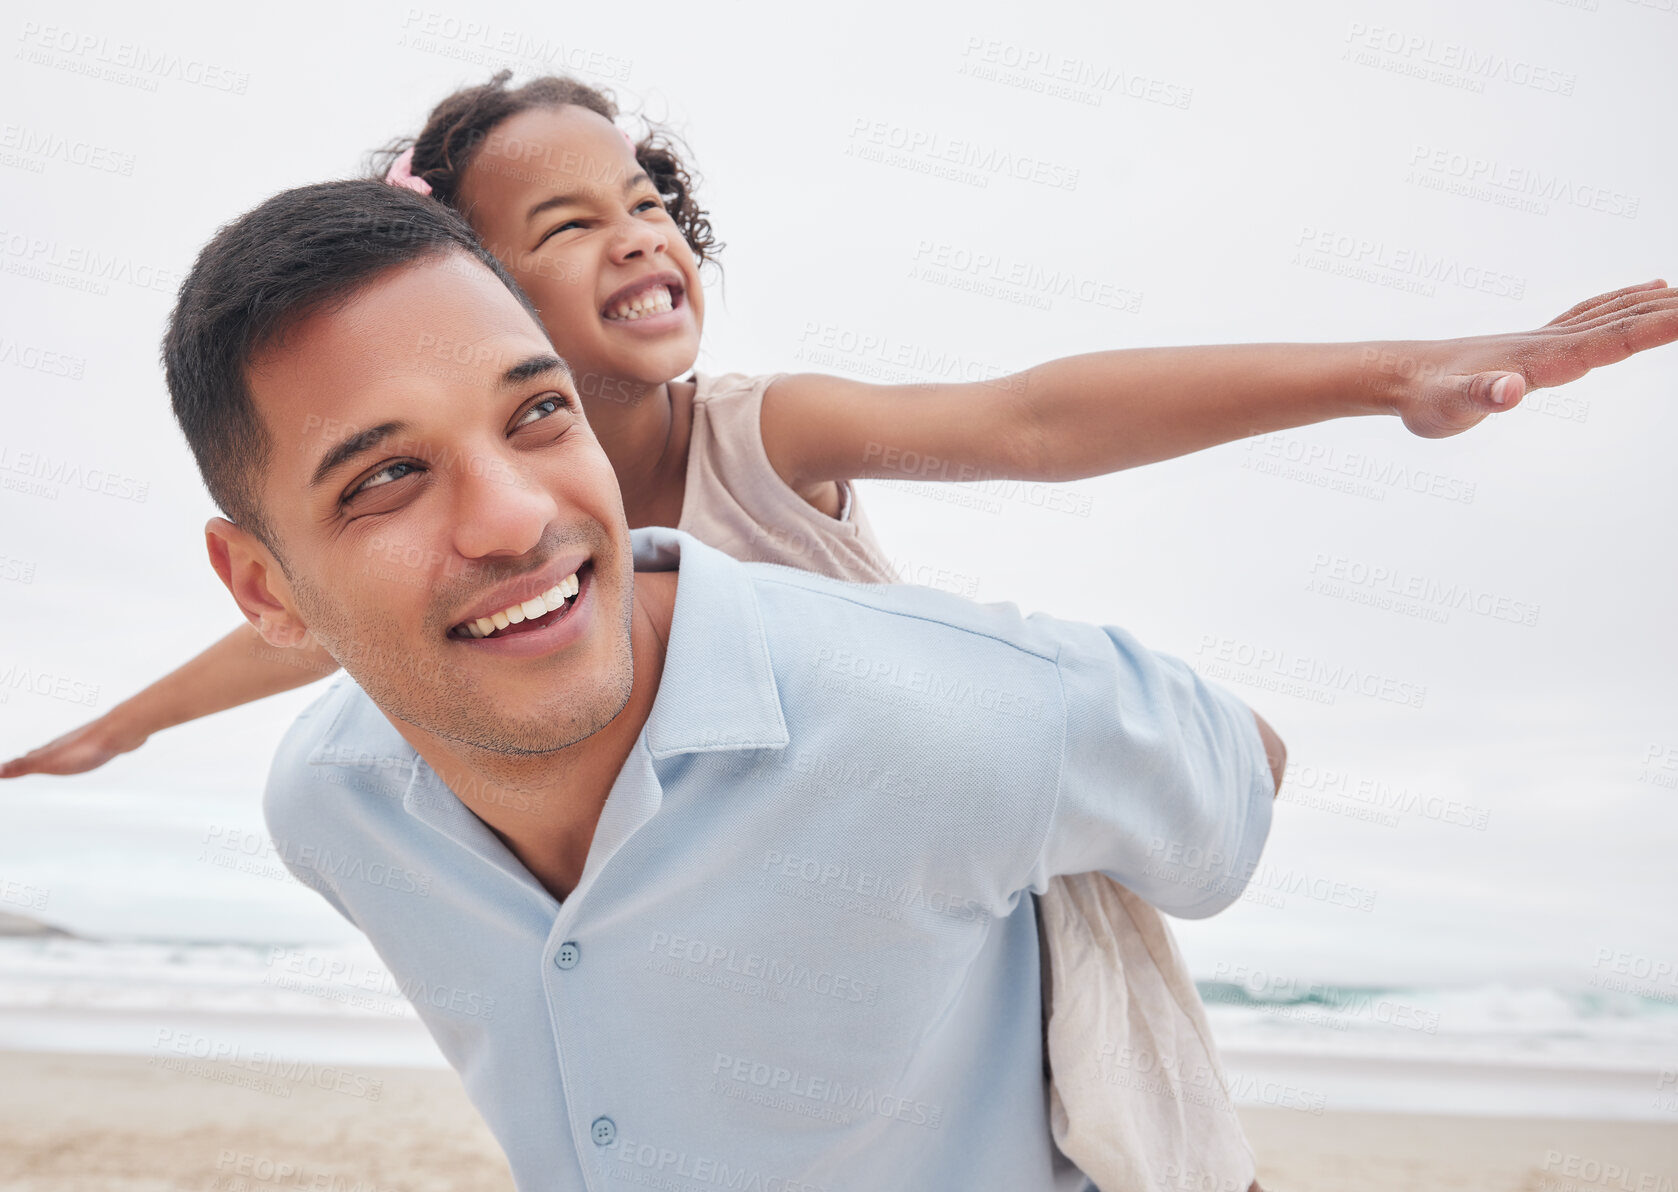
[384,146,432,196]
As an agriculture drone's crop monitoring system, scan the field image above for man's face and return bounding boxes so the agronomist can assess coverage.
[240,251,636,756]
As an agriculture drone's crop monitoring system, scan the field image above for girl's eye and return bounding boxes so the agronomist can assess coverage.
[633,198,661,214]
[538,219,583,245]
[515,393,568,428]
[347,460,419,502]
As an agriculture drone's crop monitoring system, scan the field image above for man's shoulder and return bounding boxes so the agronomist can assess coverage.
[741,560,1065,668]
[263,675,416,836]
[271,671,404,766]
[738,561,1073,740]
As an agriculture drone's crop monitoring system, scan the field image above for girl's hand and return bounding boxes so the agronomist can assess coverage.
[0,713,149,779]
[1388,279,1678,439]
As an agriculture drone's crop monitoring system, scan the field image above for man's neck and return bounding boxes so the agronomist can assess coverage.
[392,567,679,903]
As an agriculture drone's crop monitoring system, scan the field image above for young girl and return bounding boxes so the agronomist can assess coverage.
[7,71,1674,1192]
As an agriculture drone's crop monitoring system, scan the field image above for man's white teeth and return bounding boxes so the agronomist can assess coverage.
[604,285,674,322]
[461,572,580,638]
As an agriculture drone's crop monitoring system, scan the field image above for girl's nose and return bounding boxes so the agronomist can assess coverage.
[609,215,665,263]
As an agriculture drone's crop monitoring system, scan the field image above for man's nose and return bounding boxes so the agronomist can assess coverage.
[448,452,561,562]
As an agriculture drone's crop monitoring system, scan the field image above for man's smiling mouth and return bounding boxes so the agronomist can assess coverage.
[448,563,590,640]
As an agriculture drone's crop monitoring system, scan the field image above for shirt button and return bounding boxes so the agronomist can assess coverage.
[591,1115,616,1145]
[554,942,580,970]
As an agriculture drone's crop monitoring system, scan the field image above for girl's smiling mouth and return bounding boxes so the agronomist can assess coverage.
[601,272,687,325]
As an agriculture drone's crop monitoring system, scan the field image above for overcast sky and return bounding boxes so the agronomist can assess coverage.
[1,0,1674,991]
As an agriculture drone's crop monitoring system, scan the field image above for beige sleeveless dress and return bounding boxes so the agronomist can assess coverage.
[677,371,1258,1192]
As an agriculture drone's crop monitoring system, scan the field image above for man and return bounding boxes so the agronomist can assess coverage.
[168,179,1284,1191]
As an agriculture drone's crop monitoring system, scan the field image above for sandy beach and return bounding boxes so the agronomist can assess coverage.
[0,1050,1674,1191]
[1243,1106,1678,1191]
[0,1049,512,1192]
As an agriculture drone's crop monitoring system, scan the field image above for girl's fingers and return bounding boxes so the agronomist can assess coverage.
[1544,279,1669,327]
[1583,304,1678,363]
[1552,285,1676,329]
[1552,296,1678,341]
[1520,305,1678,388]
[0,756,37,779]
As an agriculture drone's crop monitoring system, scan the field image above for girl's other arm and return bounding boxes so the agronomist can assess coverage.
[0,623,338,778]
[762,280,1678,488]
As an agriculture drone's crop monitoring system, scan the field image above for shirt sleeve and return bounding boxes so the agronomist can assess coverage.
[261,685,363,930]
[1019,617,1275,918]
[280,849,359,927]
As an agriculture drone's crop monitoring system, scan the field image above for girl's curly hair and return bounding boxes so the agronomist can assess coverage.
[369,70,721,268]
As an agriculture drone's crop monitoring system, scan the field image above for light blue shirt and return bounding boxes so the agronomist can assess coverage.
[266,526,1273,1191]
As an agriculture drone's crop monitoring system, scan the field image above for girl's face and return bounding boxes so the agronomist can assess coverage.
[458,105,704,402]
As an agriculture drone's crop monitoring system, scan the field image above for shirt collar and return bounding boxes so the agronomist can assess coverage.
[632,525,790,758]
[305,677,412,769]
[306,526,788,768]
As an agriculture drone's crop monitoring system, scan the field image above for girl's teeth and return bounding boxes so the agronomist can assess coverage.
[606,286,674,321]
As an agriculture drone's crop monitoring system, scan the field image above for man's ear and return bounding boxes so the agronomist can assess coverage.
[205,517,310,649]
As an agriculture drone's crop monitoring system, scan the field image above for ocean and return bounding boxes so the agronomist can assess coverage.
[1,931,1674,1121]
[3,785,1676,1122]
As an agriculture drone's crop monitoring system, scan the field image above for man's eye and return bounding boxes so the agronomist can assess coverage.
[347,460,420,501]
[515,394,569,427]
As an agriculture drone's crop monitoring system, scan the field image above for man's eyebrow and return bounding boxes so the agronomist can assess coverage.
[524,171,651,224]
[309,421,410,490]
[307,356,569,492]
[502,353,571,387]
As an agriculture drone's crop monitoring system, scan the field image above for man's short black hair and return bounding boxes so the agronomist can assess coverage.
[161,178,545,559]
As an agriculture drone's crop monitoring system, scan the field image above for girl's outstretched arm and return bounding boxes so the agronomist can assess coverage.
[0,623,338,778]
[762,279,1678,488]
